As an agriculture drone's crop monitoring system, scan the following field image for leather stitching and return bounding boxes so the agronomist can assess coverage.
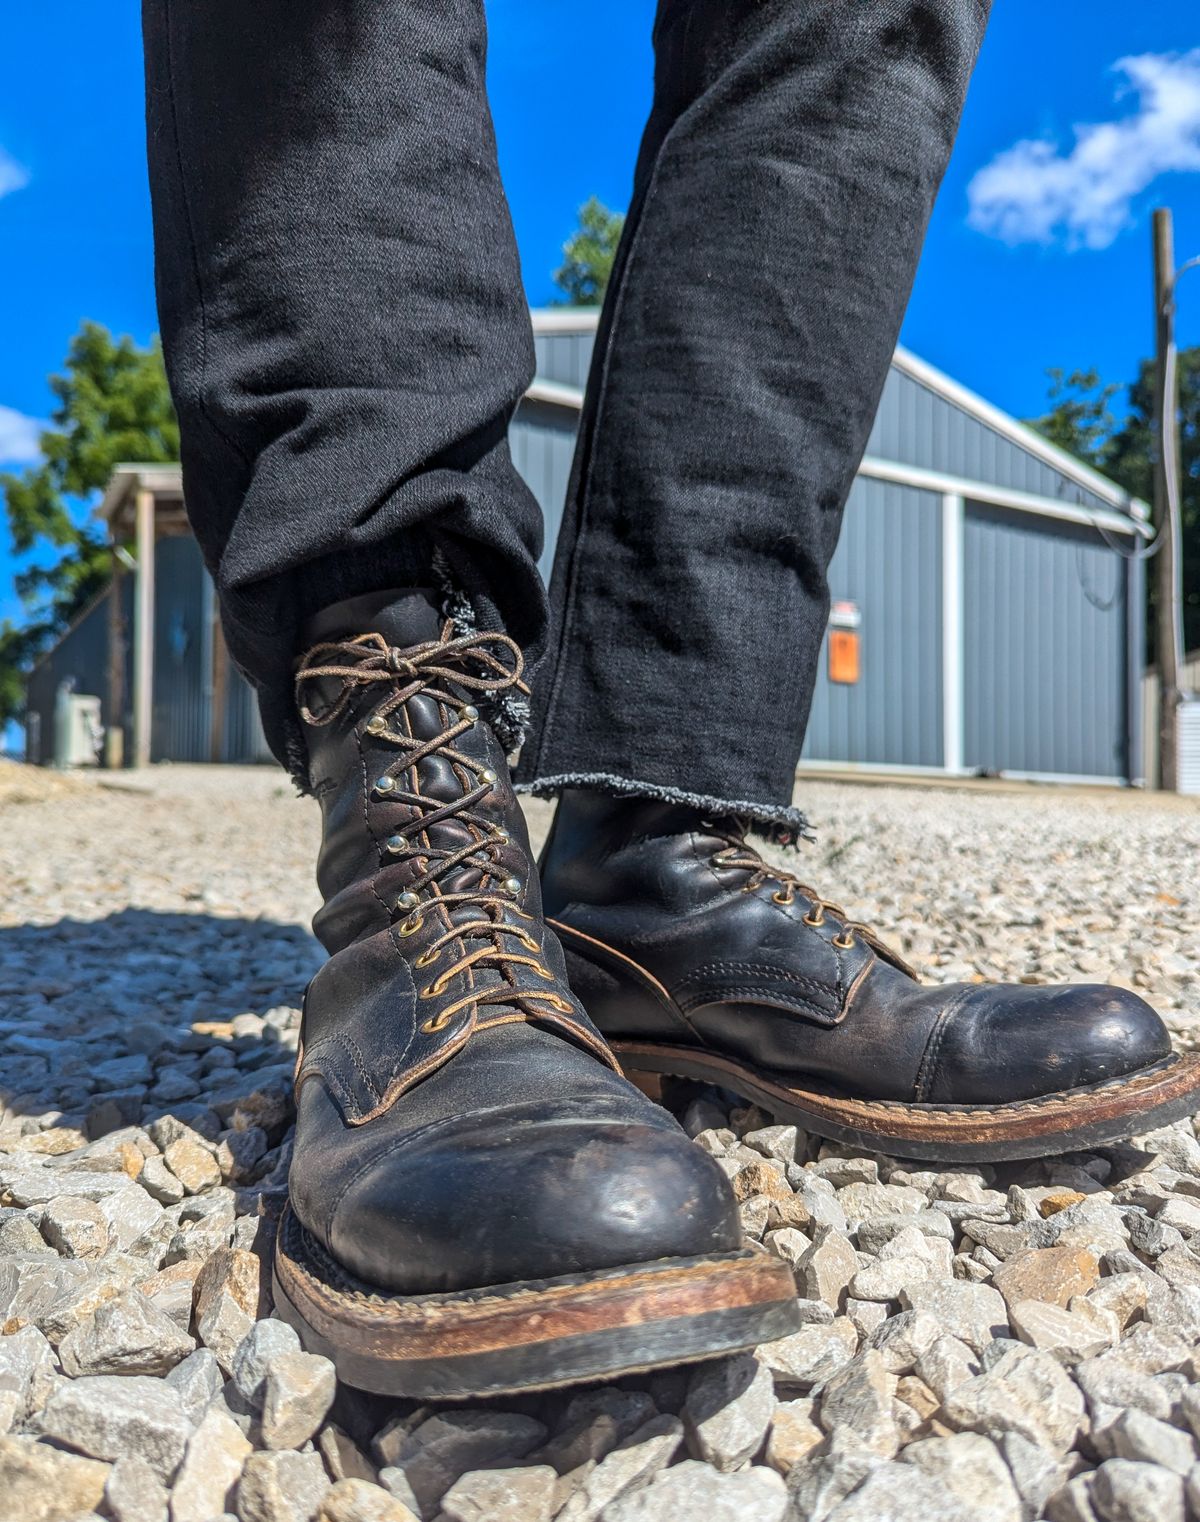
[674,960,838,1001]
[677,986,842,1024]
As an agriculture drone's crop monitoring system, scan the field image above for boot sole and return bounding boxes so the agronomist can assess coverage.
[271,1203,800,1398]
[613,1042,1200,1163]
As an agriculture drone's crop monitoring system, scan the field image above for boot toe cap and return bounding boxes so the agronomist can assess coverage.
[327,1111,743,1295]
[922,983,1172,1105]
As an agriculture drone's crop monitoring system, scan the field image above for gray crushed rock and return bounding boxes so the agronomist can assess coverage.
[0,767,1199,1519]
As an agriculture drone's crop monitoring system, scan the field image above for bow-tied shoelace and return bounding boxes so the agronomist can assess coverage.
[296,628,581,1038]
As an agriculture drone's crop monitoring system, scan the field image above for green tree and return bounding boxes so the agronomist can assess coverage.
[553,197,625,307]
[0,322,178,725]
[1028,349,1200,653]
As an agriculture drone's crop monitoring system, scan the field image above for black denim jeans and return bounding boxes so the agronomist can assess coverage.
[143,0,989,830]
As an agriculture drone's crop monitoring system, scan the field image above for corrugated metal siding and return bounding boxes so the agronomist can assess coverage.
[963,503,1127,778]
[510,398,579,582]
[152,534,211,763]
[25,581,133,765]
[532,329,594,390]
[868,368,1116,517]
[223,672,274,764]
[801,479,944,767]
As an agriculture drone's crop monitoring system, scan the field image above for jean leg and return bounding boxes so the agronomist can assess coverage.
[142,0,546,779]
[518,0,991,832]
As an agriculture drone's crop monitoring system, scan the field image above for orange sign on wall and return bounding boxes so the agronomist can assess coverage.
[829,629,860,685]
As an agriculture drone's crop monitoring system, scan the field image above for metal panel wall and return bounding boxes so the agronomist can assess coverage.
[801,478,944,767]
[25,580,133,765]
[868,368,1116,517]
[962,503,1128,778]
[532,329,595,391]
[151,534,210,763]
[510,398,580,581]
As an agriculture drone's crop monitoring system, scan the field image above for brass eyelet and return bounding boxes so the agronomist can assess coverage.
[414,947,440,968]
[421,1011,453,1034]
[773,889,795,906]
[803,907,825,928]
[832,932,855,950]
[397,915,424,938]
[533,964,555,981]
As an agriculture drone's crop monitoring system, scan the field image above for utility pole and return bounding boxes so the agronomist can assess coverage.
[1152,208,1185,791]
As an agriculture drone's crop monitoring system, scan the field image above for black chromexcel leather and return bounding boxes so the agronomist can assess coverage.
[539,791,1174,1114]
[287,596,742,1297]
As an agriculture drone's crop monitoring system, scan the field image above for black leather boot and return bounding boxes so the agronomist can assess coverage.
[539,791,1200,1163]
[271,597,798,1398]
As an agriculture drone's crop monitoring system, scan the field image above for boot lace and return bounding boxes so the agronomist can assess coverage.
[706,820,890,959]
[296,629,582,1037]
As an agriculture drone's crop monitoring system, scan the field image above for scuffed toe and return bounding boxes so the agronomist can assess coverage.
[327,1108,743,1295]
[921,984,1173,1105]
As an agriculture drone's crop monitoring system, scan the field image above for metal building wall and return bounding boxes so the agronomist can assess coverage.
[801,478,944,768]
[532,329,595,390]
[867,366,1115,517]
[962,504,1128,779]
[25,581,133,765]
[151,535,211,763]
[510,398,580,582]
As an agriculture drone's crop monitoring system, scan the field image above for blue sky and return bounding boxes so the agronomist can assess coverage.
[1,1,1199,625]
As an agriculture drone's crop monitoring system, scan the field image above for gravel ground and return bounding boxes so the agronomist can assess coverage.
[1,761,1199,1522]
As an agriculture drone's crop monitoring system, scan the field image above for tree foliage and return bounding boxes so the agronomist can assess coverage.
[0,323,178,726]
[1029,349,1200,655]
[553,197,625,307]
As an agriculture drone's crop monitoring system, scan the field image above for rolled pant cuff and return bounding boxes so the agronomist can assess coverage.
[516,771,811,846]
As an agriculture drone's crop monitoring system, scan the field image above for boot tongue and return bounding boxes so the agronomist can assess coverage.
[303,588,444,650]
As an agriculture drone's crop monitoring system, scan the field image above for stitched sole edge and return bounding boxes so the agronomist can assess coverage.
[613,1043,1200,1162]
[271,1205,800,1398]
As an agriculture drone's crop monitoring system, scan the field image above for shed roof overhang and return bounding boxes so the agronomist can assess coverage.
[98,464,186,540]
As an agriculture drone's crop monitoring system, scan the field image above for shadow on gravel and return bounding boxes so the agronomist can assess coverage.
[0,906,321,1133]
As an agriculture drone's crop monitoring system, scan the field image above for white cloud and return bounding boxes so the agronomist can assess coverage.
[0,146,29,201]
[0,405,43,465]
[967,50,1200,249]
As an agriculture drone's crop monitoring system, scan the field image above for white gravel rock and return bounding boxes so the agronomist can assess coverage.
[940,1346,1086,1456]
[231,1319,303,1408]
[39,1196,111,1258]
[1104,1407,1196,1474]
[259,1350,337,1450]
[683,1353,774,1472]
[0,1433,112,1522]
[5,770,1200,1522]
[901,1280,1009,1354]
[36,1374,192,1481]
[438,1464,557,1522]
[900,1433,1022,1522]
[817,1349,900,1457]
[1091,1457,1186,1522]
[103,1454,170,1522]
[376,1410,546,1520]
[238,1448,330,1522]
[601,1459,788,1522]
[58,1288,195,1376]
[170,1405,252,1522]
[555,1415,683,1522]
[757,1318,858,1390]
[820,1460,974,1522]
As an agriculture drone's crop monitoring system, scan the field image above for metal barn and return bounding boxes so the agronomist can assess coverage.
[26,309,1149,784]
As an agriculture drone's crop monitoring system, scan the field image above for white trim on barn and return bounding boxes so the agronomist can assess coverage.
[941,492,965,775]
[890,345,1148,521]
